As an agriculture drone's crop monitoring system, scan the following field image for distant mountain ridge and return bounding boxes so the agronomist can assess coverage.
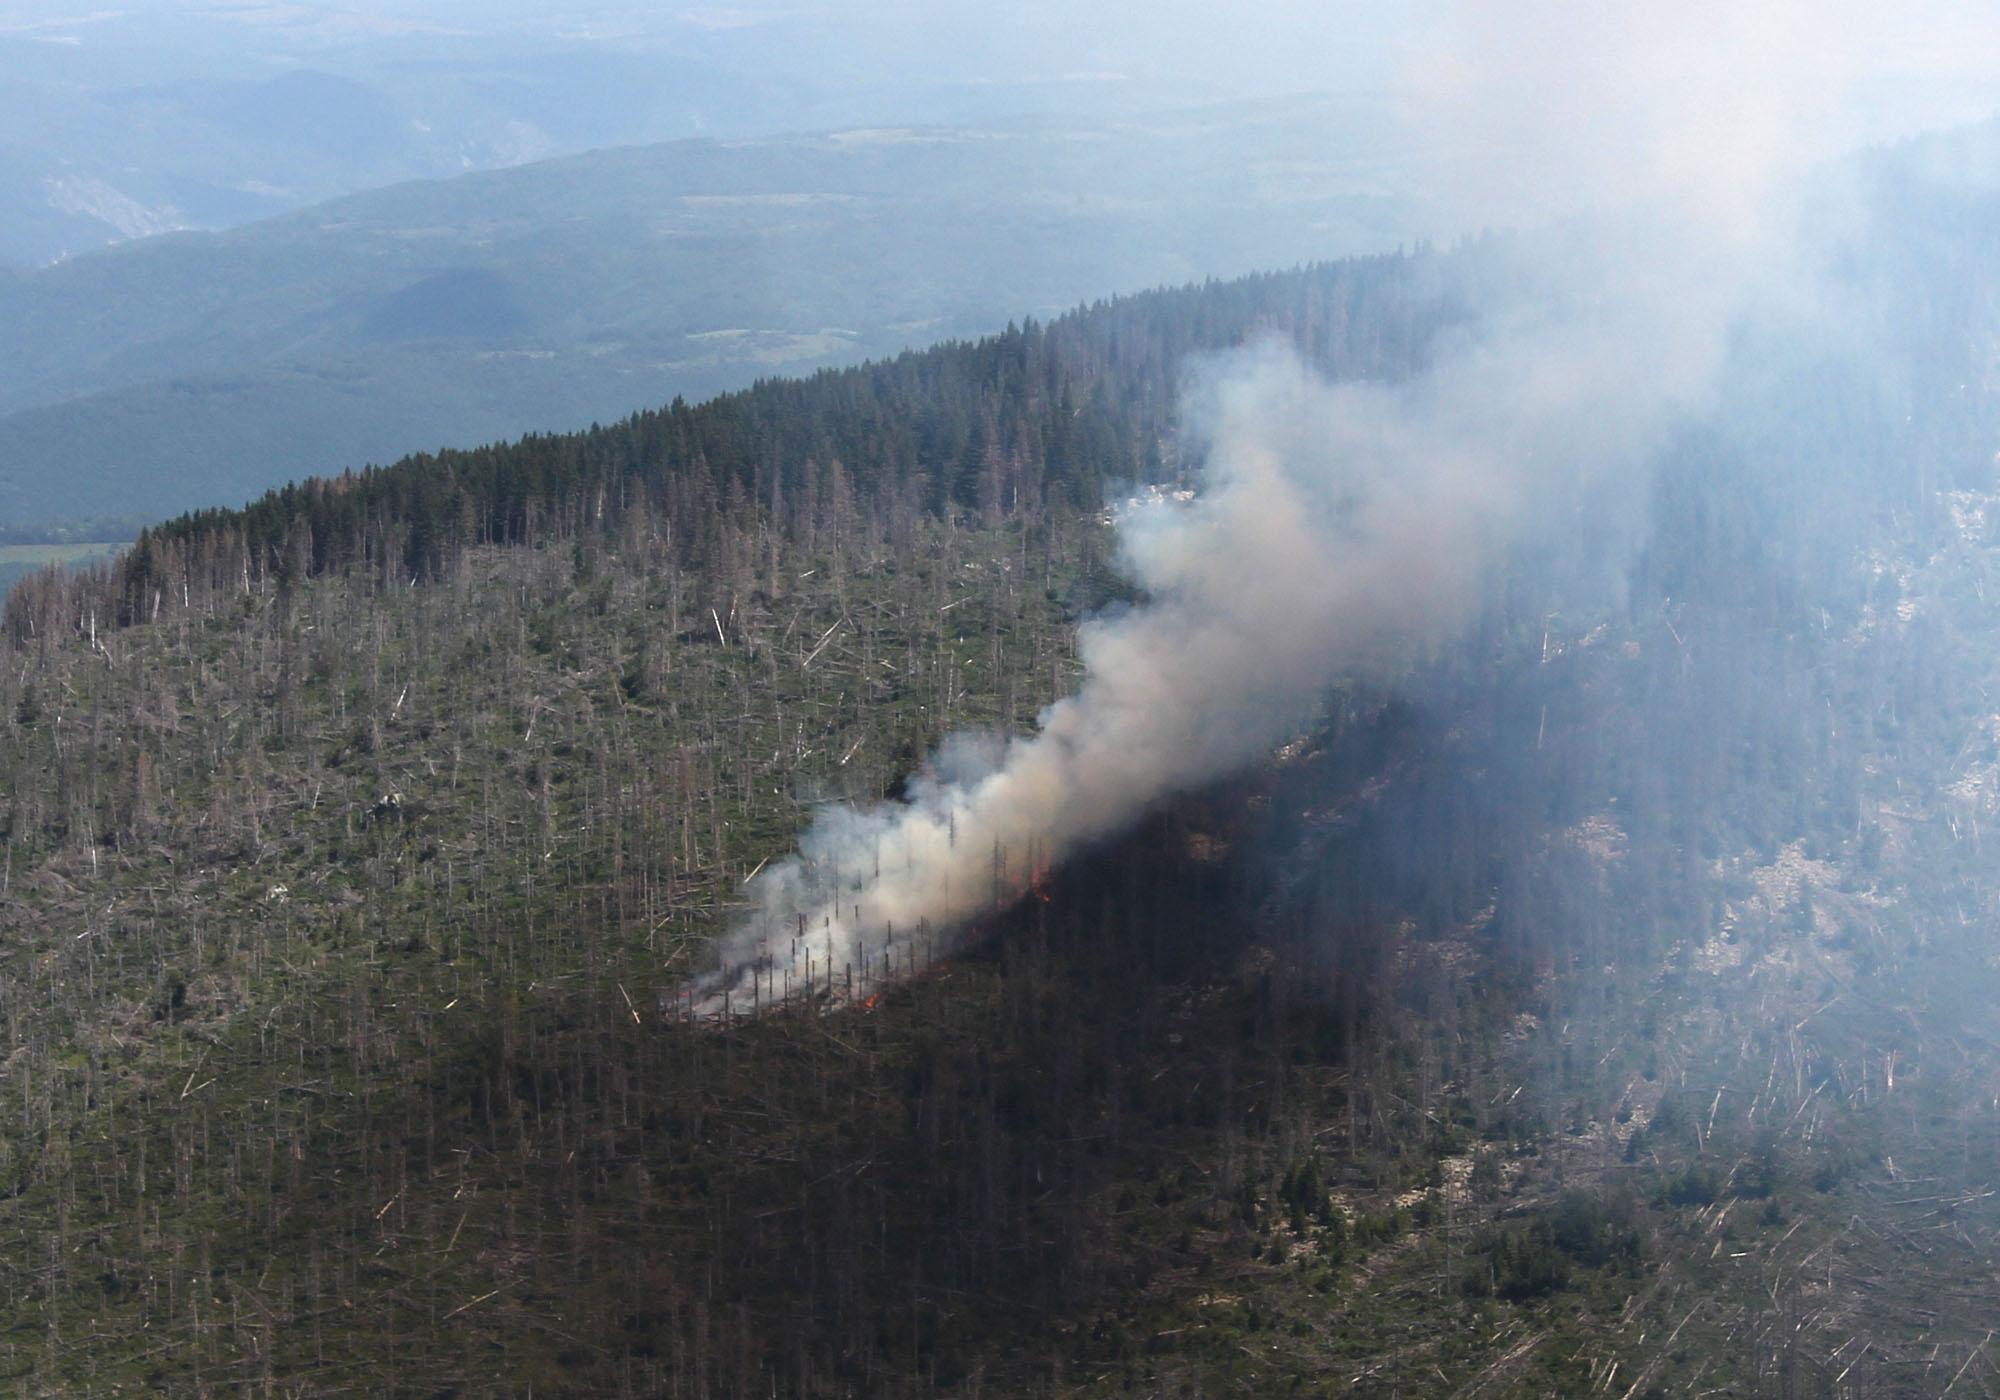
[0,94,1433,530]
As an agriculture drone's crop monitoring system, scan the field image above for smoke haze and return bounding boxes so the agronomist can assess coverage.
[699,3,2000,1005]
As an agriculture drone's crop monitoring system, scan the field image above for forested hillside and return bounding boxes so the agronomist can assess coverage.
[100,253,1453,619]
[2,144,2000,1396]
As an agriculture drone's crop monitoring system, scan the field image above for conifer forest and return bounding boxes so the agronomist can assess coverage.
[4,93,2000,1399]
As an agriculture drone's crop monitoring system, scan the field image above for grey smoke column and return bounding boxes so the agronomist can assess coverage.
[695,0,2000,1007]
[703,286,1720,1003]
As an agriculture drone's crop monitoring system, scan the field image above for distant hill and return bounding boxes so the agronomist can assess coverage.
[0,95,1437,528]
[0,4,879,270]
[0,1,1429,271]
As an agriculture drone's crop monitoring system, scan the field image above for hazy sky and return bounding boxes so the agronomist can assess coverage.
[1411,0,2000,228]
[1,0,1437,100]
[26,1,1991,100]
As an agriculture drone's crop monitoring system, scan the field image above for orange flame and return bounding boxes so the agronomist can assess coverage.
[1029,859,1053,904]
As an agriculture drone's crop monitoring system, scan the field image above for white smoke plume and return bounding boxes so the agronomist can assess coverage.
[693,1,2000,1012]
[697,274,1729,1010]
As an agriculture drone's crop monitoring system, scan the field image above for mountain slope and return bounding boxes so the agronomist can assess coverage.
[1,136,1999,1394]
